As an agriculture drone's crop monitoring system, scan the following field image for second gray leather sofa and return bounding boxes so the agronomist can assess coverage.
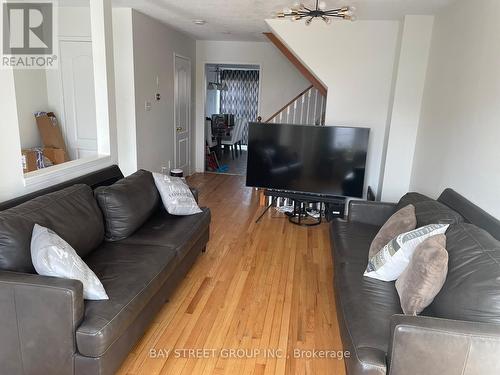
[331,189,500,375]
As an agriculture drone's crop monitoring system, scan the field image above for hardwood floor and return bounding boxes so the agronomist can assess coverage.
[116,173,345,375]
[206,149,248,176]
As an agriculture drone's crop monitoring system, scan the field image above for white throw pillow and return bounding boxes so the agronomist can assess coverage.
[364,224,450,281]
[153,172,202,216]
[30,224,108,300]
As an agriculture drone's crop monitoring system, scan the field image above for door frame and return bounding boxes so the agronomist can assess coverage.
[173,53,192,174]
[200,61,263,172]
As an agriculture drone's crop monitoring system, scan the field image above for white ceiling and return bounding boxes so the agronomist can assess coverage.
[112,0,456,41]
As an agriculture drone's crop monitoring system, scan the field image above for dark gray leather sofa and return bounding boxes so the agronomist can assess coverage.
[0,166,210,375]
[331,189,500,375]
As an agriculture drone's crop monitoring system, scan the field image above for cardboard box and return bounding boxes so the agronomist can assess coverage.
[21,147,68,173]
[43,147,68,165]
[21,149,41,173]
[35,112,68,153]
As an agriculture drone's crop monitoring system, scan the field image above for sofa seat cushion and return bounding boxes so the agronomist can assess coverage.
[332,220,402,374]
[330,220,380,264]
[335,262,402,353]
[119,207,211,260]
[76,242,177,357]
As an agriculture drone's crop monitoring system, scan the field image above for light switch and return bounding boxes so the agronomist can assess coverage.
[145,101,152,111]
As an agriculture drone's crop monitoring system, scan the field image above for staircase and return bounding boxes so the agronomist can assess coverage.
[266,85,326,125]
[263,32,327,126]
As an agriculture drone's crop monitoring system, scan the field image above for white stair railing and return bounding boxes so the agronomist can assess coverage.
[266,85,326,126]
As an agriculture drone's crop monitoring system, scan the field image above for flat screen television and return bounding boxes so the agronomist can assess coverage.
[246,123,370,198]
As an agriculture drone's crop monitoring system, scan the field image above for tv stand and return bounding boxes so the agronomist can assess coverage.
[255,189,347,225]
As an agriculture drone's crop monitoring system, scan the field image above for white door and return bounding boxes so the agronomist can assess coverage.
[174,55,191,173]
[60,40,97,160]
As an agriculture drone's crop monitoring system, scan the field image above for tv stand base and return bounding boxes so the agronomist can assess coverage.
[288,200,323,227]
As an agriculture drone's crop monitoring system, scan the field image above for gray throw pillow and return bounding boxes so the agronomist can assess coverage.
[368,204,416,259]
[31,224,108,300]
[395,234,448,315]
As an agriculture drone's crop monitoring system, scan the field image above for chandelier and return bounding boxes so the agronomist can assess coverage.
[276,1,357,25]
[207,66,228,91]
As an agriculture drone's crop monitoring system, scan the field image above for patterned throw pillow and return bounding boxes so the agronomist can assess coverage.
[364,224,450,281]
[31,224,108,300]
[153,173,202,216]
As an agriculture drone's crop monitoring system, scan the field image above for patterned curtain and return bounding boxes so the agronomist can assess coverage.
[220,69,259,144]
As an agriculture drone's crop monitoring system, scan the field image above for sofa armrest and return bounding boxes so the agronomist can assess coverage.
[388,314,500,375]
[0,271,84,375]
[348,200,397,226]
[190,187,199,203]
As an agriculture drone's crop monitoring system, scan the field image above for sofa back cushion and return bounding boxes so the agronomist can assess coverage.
[413,200,464,226]
[438,188,500,241]
[0,184,104,273]
[431,223,500,324]
[396,192,434,211]
[95,170,160,241]
[397,192,464,227]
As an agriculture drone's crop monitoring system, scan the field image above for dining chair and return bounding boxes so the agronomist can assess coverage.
[235,119,247,156]
[222,118,242,160]
[205,119,217,148]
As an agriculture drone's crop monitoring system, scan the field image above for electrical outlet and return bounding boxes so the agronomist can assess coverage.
[145,101,152,111]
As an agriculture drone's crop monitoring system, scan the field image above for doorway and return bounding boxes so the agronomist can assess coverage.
[204,64,260,175]
[174,54,192,173]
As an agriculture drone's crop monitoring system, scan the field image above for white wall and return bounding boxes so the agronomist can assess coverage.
[13,70,48,149]
[380,16,434,202]
[195,40,310,172]
[59,7,92,38]
[266,19,400,197]
[0,70,25,198]
[410,0,500,218]
[112,9,197,176]
[112,8,137,176]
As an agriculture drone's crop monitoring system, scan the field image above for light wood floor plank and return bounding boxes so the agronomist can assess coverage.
[116,173,346,375]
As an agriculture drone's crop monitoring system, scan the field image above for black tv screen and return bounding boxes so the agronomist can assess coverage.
[246,123,370,198]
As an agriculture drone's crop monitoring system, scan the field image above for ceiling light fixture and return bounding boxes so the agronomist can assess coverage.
[276,1,357,25]
[207,66,228,91]
[193,19,207,25]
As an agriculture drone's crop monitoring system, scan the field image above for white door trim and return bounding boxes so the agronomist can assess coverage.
[200,61,262,172]
[173,53,192,174]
